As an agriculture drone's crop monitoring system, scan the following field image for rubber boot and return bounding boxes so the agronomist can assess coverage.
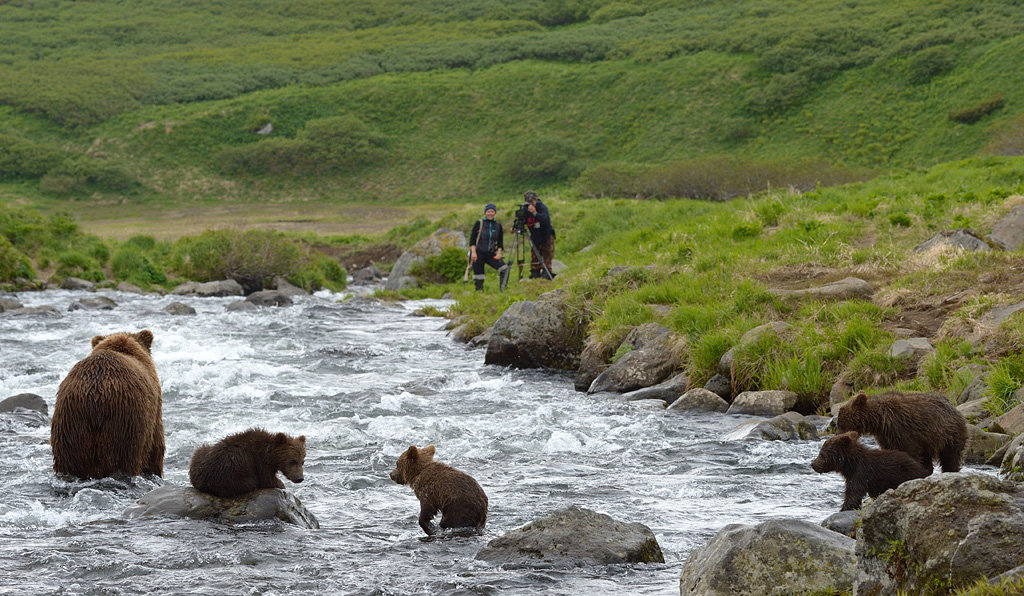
[499,266,510,292]
[474,280,484,291]
[529,270,541,279]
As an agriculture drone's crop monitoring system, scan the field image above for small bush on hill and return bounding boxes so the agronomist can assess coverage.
[498,136,577,182]
[411,246,467,284]
[0,134,65,180]
[590,2,644,24]
[948,94,1005,125]
[171,229,304,283]
[39,156,137,195]
[0,236,35,282]
[984,114,1024,157]
[111,246,168,288]
[906,45,955,85]
[286,254,348,292]
[54,250,104,283]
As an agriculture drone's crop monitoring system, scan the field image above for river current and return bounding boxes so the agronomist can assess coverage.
[1,287,878,595]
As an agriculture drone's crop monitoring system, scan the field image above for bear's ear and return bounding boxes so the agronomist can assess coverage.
[298,435,306,444]
[421,444,436,459]
[850,391,868,407]
[135,329,154,351]
[404,445,419,460]
[847,431,859,441]
[275,432,289,445]
[91,335,105,348]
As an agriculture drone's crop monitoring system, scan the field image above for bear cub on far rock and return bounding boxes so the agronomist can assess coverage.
[189,428,306,498]
[836,390,968,475]
[812,431,930,511]
[390,444,488,536]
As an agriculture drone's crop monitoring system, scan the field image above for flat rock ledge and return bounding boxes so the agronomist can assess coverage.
[679,518,856,596]
[123,485,319,529]
[475,506,663,569]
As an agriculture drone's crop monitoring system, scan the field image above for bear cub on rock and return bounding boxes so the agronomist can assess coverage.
[812,431,930,511]
[390,444,488,536]
[189,428,306,498]
[51,330,164,480]
[836,390,967,474]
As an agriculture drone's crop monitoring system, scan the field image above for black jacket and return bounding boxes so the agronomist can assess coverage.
[470,218,504,254]
[527,200,553,245]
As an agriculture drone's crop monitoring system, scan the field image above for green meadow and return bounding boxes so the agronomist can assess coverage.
[3,0,1024,416]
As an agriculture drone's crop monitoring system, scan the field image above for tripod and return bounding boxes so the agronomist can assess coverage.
[508,227,553,285]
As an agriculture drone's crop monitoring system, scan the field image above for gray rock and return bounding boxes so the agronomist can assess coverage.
[2,305,62,318]
[467,327,492,348]
[821,510,861,539]
[717,348,734,377]
[725,390,798,416]
[171,279,244,297]
[69,296,117,311]
[888,337,934,360]
[272,276,308,297]
[385,228,467,292]
[999,434,1024,482]
[957,398,994,428]
[351,266,383,284]
[829,380,853,409]
[620,372,688,403]
[574,335,618,392]
[0,393,47,415]
[914,228,991,253]
[60,276,95,291]
[957,371,989,405]
[484,289,584,370]
[856,473,1024,596]
[588,324,683,394]
[475,506,663,568]
[245,291,293,307]
[163,302,196,316]
[966,301,1024,346]
[964,425,1011,465]
[225,300,258,312]
[679,518,856,596]
[992,402,1024,436]
[988,205,1024,251]
[550,259,568,275]
[703,373,732,400]
[769,277,873,301]
[667,387,730,413]
[723,412,819,441]
[0,297,24,311]
[123,485,319,529]
[116,281,145,294]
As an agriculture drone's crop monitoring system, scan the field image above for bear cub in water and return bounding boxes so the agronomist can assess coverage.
[390,444,488,535]
[812,431,930,511]
[189,428,306,498]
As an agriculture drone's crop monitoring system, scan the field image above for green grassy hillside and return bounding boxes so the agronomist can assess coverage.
[1,0,1023,212]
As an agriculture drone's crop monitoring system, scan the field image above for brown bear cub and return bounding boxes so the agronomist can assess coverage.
[390,444,488,536]
[812,431,930,511]
[189,428,306,498]
[836,390,968,475]
[51,330,164,480]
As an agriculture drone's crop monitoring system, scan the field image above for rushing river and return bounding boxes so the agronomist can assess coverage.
[0,287,929,595]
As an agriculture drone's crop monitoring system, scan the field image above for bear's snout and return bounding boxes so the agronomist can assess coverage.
[390,470,402,484]
[811,458,825,473]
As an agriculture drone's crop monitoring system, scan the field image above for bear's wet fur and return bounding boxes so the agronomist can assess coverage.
[390,444,488,536]
[189,428,306,498]
[51,330,164,479]
[836,390,968,475]
[812,431,930,511]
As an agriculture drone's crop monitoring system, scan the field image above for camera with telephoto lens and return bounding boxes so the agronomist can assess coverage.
[512,203,530,233]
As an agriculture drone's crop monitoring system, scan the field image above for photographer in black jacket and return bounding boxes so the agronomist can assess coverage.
[469,203,510,291]
[523,190,555,279]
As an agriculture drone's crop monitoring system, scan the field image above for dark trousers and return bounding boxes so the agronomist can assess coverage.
[473,252,507,290]
[530,235,555,278]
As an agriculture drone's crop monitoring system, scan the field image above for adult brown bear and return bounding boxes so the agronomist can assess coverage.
[51,330,164,479]
[836,390,968,474]
[390,444,488,535]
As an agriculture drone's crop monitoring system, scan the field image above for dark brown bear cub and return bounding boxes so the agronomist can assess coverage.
[812,431,930,511]
[836,390,967,475]
[189,428,306,498]
[390,444,488,536]
[51,330,164,480]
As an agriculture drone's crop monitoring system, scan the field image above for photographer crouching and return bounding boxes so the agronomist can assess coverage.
[469,203,510,291]
[523,190,555,279]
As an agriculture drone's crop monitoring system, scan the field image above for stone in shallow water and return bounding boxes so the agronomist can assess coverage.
[123,485,319,529]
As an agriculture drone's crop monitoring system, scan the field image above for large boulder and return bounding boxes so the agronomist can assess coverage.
[768,277,873,301]
[171,279,244,297]
[914,228,991,253]
[68,296,117,311]
[998,434,1024,482]
[0,296,24,311]
[679,518,856,596]
[855,472,1024,596]
[484,289,584,370]
[667,387,730,413]
[992,402,1024,436]
[989,205,1024,251]
[725,390,798,416]
[123,485,319,529]
[163,302,196,316]
[60,276,95,291]
[619,372,689,403]
[0,393,49,426]
[587,324,685,394]
[723,412,819,441]
[245,290,294,307]
[475,506,663,568]
[964,425,1012,465]
[272,276,309,297]
[384,228,467,292]
[574,335,618,391]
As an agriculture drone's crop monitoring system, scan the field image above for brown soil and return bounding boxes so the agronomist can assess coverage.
[315,243,404,271]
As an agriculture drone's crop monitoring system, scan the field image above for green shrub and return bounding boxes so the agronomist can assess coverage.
[948,94,1005,125]
[590,2,644,24]
[39,155,137,195]
[286,254,348,292]
[111,246,167,288]
[171,229,303,283]
[498,136,577,182]
[732,221,762,240]
[0,235,35,282]
[215,137,307,176]
[906,45,955,85]
[575,162,654,198]
[754,199,785,227]
[0,134,65,180]
[54,250,104,283]
[411,246,467,284]
[888,213,912,227]
[986,355,1024,416]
